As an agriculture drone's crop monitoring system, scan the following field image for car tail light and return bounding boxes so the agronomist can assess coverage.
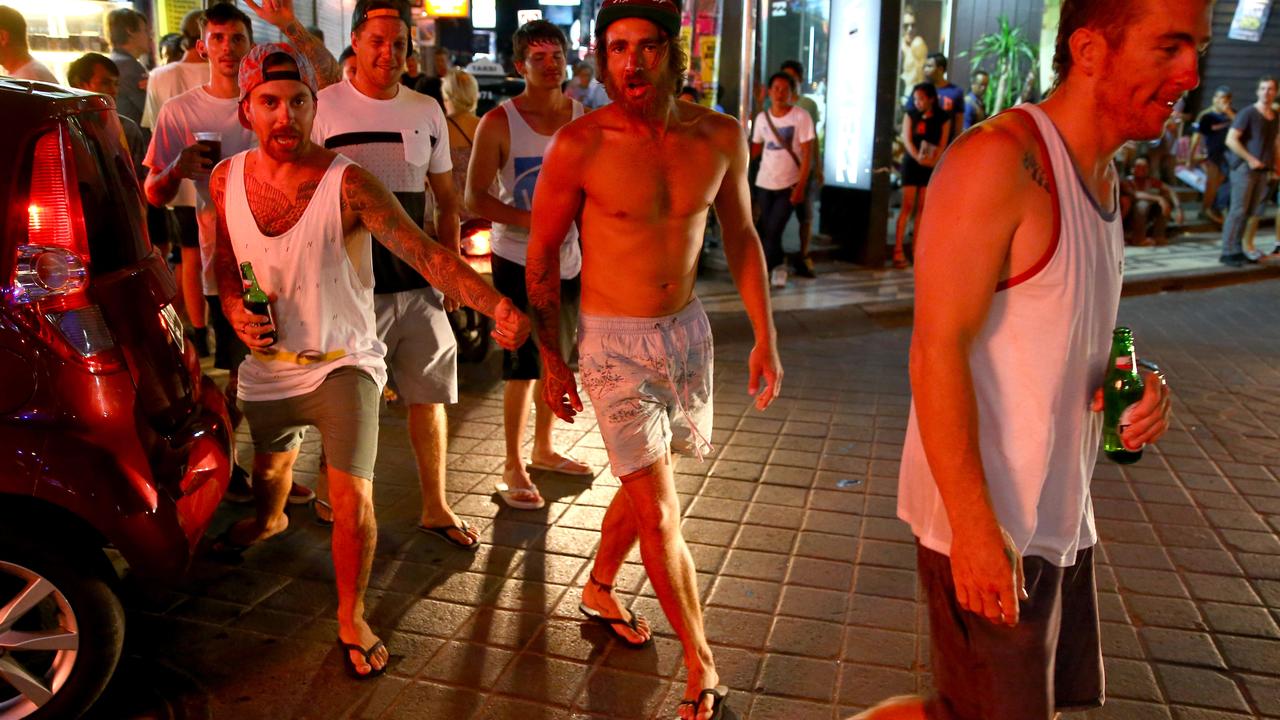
[7,125,123,373]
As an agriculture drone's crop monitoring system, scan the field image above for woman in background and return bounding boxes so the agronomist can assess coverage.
[894,82,949,269]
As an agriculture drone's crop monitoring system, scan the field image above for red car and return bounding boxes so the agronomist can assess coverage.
[0,79,233,719]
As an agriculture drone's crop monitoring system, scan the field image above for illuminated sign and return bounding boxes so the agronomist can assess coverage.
[425,0,469,17]
[517,9,544,25]
[825,0,880,189]
[1228,0,1272,41]
[540,0,582,5]
[473,0,496,29]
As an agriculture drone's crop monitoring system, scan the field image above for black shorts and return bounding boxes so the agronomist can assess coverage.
[174,206,199,249]
[145,204,171,249]
[901,157,934,187]
[490,253,580,381]
[919,543,1104,720]
[205,295,249,371]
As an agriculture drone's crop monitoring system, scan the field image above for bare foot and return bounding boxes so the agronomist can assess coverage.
[581,575,650,646]
[502,462,539,493]
[420,507,480,547]
[338,618,388,677]
[226,512,289,547]
[680,665,721,720]
[529,450,591,475]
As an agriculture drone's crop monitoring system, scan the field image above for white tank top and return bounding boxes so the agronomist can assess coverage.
[226,152,387,401]
[490,99,584,279]
[897,103,1125,567]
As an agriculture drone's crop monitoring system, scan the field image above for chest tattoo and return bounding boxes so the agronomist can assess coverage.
[246,175,321,235]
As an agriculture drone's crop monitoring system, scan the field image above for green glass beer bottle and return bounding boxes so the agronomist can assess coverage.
[240,261,277,346]
[1103,327,1144,464]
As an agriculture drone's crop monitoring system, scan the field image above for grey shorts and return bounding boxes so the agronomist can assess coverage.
[240,366,381,480]
[920,543,1104,720]
[578,298,714,478]
[376,287,458,405]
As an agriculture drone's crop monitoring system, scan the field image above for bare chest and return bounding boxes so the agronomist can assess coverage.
[583,136,726,218]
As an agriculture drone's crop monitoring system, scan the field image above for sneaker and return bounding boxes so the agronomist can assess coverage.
[791,254,817,278]
[288,482,316,505]
[770,266,788,288]
[190,326,210,358]
[1244,249,1263,263]
[1219,253,1246,268]
[223,465,254,504]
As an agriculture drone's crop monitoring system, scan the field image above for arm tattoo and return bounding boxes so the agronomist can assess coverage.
[525,250,561,358]
[343,168,501,316]
[1023,152,1051,194]
[210,170,244,311]
[244,175,320,235]
[283,21,340,87]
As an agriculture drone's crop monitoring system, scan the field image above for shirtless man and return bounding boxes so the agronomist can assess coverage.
[854,1,1198,718]
[526,1,782,718]
[209,44,528,679]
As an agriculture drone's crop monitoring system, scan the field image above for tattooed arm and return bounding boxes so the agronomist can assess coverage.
[340,164,529,348]
[210,159,275,349]
[244,0,341,88]
[526,127,588,421]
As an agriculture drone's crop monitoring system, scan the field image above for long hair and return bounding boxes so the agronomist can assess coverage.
[592,25,689,101]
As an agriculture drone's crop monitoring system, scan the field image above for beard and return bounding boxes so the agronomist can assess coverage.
[603,62,677,120]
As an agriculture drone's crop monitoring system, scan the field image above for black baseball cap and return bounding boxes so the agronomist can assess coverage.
[351,0,412,33]
[595,0,682,40]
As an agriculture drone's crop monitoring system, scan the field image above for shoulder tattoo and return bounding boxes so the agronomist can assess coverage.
[1023,151,1051,194]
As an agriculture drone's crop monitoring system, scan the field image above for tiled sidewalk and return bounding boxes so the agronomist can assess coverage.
[89,280,1280,719]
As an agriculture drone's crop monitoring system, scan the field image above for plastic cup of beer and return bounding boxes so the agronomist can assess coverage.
[194,131,222,167]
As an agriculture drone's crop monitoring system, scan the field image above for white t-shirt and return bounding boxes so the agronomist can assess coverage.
[8,58,58,83]
[751,106,815,190]
[142,61,209,208]
[144,86,256,295]
[311,79,452,192]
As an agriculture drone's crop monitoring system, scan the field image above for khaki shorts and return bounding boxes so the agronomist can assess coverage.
[376,287,458,405]
[240,366,381,480]
[578,298,714,478]
[920,543,1104,720]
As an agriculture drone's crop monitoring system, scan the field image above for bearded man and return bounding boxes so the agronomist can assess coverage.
[524,1,782,718]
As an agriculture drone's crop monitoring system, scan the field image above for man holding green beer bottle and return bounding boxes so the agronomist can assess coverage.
[857,1,1193,718]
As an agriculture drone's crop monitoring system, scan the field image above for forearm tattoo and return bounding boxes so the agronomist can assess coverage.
[342,168,500,316]
[209,171,243,310]
[525,250,562,357]
[283,21,340,87]
[1023,152,1051,194]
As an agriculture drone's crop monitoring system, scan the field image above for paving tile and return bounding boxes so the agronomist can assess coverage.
[842,627,916,670]
[1125,596,1206,631]
[1104,656,1164,702]
[787,557,854,591]
[1200,602,1280,638]
[382,681,485,720]
[757,654,840,702]
[707,577,782,613]
[1215,634,1280,675]
[777,585,848,623]
[574,667,668,718]
[703,606,774,649]
[854,566,918,601]
[1154,665,1250,712]
[1139,627,1226,668]
[1182,573,1263,605]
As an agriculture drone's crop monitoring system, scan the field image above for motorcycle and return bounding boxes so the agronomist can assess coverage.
[449,218,495,363]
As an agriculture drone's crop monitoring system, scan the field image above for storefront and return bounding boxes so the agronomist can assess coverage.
[10,0,125,83]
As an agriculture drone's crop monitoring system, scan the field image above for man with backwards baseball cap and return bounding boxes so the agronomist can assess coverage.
[309,0,480,551]
[526,0,782,717]
[209,43,530,679]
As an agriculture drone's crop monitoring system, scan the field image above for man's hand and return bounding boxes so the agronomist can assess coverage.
[1247,156,1266,171]
[541,355,583,423]
[490,297,530,351]
[789,183,806,206]
[224,295,277,350]
[243,0,296,28]
[949,523,1027,627]
[1091,368,1172,450]
[747,341,783,410]
[172,142,213,180]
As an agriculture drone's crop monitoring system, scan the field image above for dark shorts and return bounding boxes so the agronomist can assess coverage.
[919,543,1104,720]
[491,253,580,381]
[146,204,172,249]
[174,206,199,249]
[901,157,934,187]
[206,295,249,371]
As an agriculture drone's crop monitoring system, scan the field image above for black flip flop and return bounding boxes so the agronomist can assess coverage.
[338,640,388,680]
[417,521,480,551]
[205,527,253,563]
[578,602,653,649]
[677,686,730,720]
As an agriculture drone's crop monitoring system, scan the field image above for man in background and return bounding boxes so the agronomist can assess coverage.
[107,7,150,125]
[67,52,146,179]
[964,69,989,129]
[144,9,209,130]
[780,59,821,277]
[0,6,58,82]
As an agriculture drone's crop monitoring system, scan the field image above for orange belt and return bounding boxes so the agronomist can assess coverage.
[251,348,347,366]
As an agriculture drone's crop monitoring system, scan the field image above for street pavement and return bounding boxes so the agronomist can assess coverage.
[87,273,1280,720]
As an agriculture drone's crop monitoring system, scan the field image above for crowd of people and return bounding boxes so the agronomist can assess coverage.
[1,1,1237,719]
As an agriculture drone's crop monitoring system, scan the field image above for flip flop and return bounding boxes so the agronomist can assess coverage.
[526,456,594,477]
[677,686,730,720]
[578,602,653,649]
[206,526,253,563]
[314,499,334,527]
[417,521,480,551]
[338,640,388,680]
[495,481,546,510]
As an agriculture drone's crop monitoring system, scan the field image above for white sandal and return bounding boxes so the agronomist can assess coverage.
[495,482,546,510]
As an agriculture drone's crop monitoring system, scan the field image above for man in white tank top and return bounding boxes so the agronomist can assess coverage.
[207,45,529,680]
[854,3,1202,719]
[528,2,783,718]
[467,20,590,512]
